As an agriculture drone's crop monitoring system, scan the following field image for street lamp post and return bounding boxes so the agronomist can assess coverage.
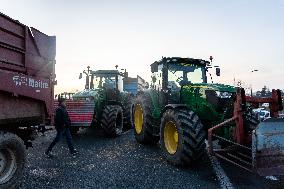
[250,69,259,96]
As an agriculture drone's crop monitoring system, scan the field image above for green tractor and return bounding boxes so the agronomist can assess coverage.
[65,66,133,137]
[132,57,240,165]
[132,57,284,175]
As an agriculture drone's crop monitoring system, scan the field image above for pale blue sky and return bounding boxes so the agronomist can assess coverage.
[1,0,283,93]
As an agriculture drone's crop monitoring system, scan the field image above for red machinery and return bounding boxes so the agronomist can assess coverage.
[208,88,284,176]
[0,12,56,188]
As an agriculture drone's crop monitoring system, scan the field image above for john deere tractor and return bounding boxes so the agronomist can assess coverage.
[133,57,284,175]
[133,57,238,165]
[65,67,133,137]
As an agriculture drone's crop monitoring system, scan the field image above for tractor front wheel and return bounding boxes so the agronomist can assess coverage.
[123,101,133,130]
[160,109,206,166]
[101,105,123,137]
[133,94,159,144]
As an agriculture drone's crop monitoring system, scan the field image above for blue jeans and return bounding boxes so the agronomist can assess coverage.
[47,128,75,153]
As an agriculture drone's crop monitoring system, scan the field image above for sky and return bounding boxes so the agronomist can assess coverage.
[1,0,283,93]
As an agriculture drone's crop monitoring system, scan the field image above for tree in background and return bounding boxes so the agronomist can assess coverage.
[256,86,272,97]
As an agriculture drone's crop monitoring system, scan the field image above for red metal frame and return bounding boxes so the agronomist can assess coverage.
[208,88,283,172]
[246,89,282,118]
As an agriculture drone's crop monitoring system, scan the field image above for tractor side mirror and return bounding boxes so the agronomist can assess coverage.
[79,73,82,79]
[216,68,220,76]
[151,62,158,73]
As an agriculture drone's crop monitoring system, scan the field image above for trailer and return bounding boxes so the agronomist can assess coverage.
[0,13,56,189]
[123,75,148,95]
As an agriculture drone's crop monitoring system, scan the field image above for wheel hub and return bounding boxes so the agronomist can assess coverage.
[164,121,179,154]
[0,149,17,184]
[174,131,178,143]
[134,104,143,134]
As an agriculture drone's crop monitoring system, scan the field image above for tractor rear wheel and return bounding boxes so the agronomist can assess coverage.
[0,132,26,189]
[123,101,133,130]
[101,105,123,137]
[133,94,159,144]
[160,109,206,166]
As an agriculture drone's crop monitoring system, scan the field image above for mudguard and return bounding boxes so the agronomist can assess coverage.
[252,118,284,176]
[160,104,188,117]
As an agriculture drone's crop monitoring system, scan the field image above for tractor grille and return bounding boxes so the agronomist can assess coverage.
[205,90,234,118]
[54,100,95,127]
[217,97,234,118]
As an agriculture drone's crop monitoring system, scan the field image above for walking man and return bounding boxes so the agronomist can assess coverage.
[45,97,78,157]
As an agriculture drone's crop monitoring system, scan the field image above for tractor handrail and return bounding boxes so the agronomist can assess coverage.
[208,116,237,155]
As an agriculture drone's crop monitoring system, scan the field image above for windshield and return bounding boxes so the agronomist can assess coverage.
[92,74,123,91]
[93,76,116,89]
[168,63,206,88]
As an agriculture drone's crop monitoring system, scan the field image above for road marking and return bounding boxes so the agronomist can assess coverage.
[208,154,235,189]
[206,142,235,189]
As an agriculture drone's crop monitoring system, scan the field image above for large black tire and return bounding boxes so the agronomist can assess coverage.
[133,94,159,144]
[123,101,133,130]
[0,132,26,189]
[160,109,206,166]
[101,105,123,137]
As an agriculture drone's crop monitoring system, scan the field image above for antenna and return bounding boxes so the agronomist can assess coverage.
[209,56,213,63]
[208,56,214,83]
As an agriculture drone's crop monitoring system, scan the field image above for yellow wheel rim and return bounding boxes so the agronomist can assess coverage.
[164,121,179,154]
[134,104,143,134]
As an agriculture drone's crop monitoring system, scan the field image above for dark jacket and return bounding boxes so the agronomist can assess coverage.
[54,105,71,129]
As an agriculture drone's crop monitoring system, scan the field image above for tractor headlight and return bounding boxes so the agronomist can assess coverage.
[216,91,232,98]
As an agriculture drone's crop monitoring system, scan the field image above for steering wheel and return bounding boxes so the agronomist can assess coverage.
[176,76,183,83]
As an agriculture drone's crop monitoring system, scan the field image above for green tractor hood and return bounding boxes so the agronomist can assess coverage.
[185,83,236,93]
[72,89,101,100]
[180,83,236,124]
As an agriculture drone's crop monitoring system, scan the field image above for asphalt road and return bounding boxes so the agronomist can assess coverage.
[19,128,284,189]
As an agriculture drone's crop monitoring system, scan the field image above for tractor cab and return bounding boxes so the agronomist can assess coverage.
[150,57,219,91]
[90,70,125,102]
[78,66,127,92]
[91,70,124,92]
[150,57,224,105]
[75,67,128,101]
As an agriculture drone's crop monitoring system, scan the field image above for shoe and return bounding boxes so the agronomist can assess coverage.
[71,149,79,156]
[44,151,54,158]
